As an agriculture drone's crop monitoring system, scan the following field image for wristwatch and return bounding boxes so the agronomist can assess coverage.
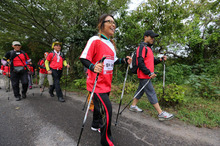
[149,72,154,76]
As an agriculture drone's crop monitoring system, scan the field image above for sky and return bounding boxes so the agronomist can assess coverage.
[128,0,146,11]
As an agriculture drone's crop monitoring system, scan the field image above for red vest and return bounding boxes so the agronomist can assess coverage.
[137,46,154,79]
[12,52,29,67]
[46,52,64,70]
[38,59,47,74]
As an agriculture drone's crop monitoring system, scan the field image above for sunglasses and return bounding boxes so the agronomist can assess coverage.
[103,20,116,26]
[14,45,21,46]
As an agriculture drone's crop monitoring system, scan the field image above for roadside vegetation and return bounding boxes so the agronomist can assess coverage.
[67,60,220,128]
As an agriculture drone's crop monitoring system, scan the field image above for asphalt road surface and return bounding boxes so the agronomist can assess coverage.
[0,76,219,146]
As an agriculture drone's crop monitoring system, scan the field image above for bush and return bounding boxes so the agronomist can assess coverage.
[74,78,87,89]
[156,83,186,106]
[163,63,192,85]
[112,81,138,96]
[186,74,220,99]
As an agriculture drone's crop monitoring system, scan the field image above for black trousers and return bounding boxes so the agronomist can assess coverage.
[92,93,114,146]
[51,69,63,98]
[10,71,28,98]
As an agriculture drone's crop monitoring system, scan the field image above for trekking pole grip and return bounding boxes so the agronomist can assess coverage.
[99,57,106,63]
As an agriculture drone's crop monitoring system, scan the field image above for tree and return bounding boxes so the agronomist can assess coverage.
[115,0,220,64]
[0,0,129,77]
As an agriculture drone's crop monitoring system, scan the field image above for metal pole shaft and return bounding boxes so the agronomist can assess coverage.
[115,65,129,126]
[119,79,151,115]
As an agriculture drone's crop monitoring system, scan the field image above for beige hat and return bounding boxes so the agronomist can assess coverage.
[12,41,21,46]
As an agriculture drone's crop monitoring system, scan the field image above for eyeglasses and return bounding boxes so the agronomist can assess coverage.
[103,20,116,26]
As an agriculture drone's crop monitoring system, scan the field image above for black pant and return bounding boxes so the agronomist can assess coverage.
[51,69,63,98]
[10,71,28,98]
[92,93,114,146]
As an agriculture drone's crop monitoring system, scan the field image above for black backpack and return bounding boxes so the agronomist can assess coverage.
[130,43,148,74]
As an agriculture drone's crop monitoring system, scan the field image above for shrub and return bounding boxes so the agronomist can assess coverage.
[74,78,87,89]
[186,74,220,99]
[156,83,186,106]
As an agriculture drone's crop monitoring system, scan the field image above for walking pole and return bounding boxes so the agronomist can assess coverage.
[82,92,90,111]
[115,64,129,126]
[7,64,10,100]
[77,57,106,146]
[65,67,69,97]
[162,55,166,98]
[119,79,151,115]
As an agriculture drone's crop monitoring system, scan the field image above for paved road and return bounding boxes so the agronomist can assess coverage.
[0,77,219,146]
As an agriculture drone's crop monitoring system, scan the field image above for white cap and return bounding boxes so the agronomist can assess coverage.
[12,41,21,46]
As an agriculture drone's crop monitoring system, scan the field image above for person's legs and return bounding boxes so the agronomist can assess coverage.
[47,74,54,96]
[4,75,9,91]
[130,79,146,112]
[39,73,45,87]
[153,103,162,115]
[21,71,28,98]
[143,80,174,120]
[95,93,114,146]
[10,72,21,100]
[28,74,32,89]
[47,74,53,86]
[52,69,64,102]
[92,93,103,130]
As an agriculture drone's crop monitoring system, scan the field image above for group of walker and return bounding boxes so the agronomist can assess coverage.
[1,14,174,146]
[1,41,70,102]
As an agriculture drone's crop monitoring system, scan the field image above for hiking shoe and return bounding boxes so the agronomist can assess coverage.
[16,97,21,101]
[22,93,26,99]
[158,111,174,121]
[129,105,143,112]
[29,86,32,89]
[91,127,101,133]
[58,97,65,102]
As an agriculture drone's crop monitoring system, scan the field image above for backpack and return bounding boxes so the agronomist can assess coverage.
[130,43,148,74]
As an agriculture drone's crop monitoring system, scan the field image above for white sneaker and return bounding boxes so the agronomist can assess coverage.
[129,105,143,112]
[91,127,101,133]
[158,111,174,121]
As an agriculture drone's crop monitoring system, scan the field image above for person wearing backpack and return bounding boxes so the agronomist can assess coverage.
[38,52,53,95]
[45,41,70,102]
[130,30,174,121]
[2,41,31,101]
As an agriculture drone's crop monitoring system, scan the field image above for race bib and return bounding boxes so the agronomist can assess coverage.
[103,56,114,74]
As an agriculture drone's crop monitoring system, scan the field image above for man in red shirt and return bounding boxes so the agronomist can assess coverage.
[45,41,70,102]
[130,30,174,121]
[2,41,31,101]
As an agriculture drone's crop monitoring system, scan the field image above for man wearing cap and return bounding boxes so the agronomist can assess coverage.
[129,30,174,121]
[45,41,70,102]
[2,41,31,101]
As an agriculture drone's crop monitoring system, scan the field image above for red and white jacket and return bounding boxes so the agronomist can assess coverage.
[80,36,118,93]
